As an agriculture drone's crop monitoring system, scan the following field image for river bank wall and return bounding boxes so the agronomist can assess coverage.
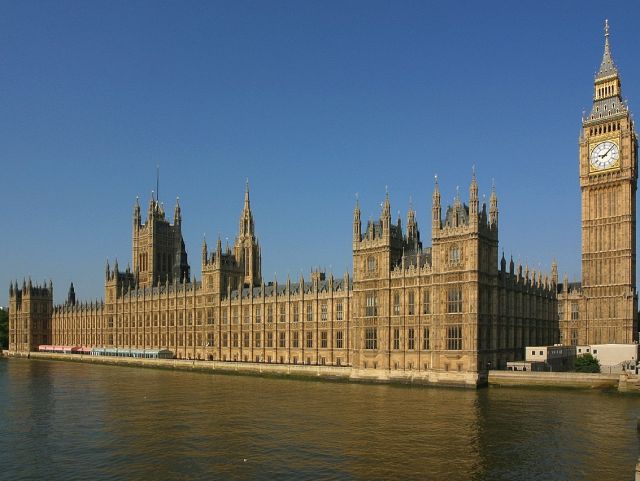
[5,350,639,392]
[1,350,482,388]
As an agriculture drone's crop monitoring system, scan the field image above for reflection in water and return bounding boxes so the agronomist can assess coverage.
[0,358,638,480]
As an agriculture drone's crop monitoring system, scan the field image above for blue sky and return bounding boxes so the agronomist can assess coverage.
[2,1,639,305]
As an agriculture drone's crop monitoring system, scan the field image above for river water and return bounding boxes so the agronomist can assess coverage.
[0,358,638,480]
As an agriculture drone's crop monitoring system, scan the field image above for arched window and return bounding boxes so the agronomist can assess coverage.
[367,256,377,272]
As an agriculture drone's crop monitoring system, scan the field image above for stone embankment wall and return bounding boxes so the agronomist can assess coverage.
[488,370,620,389]
[2,351,482,388]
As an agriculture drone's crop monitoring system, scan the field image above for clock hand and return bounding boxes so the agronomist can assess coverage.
[601,144,615,158]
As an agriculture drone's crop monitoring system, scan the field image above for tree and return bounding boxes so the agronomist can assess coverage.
[574,353,600,373]
[0,308,8,349]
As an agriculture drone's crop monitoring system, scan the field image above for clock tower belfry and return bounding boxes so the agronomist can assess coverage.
[580,20,638,344]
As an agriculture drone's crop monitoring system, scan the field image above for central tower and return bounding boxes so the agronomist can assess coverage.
[580,21,638,343]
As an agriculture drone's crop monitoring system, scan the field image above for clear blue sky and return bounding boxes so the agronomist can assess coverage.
[2,1,639,306]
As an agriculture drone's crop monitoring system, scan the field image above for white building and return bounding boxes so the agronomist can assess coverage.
[578,344,639,374]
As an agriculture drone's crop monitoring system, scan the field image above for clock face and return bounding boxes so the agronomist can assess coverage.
[590,141,620,171]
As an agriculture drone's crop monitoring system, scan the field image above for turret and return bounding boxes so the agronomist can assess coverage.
[202,235,208,266]
[406,199,418,245]
[381,189,391,236]
[353,195,361,243]
[551,260,558,285]
[489,181,498,228]
[133,196,141,229]
[432,176,441,231]
[174,197,181,225]
[67,282,76,306]
[469,167,479,222]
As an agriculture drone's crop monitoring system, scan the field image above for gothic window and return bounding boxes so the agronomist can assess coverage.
[321,331,328,348]
[255,332,261,348]
[335,331,344,349]
[447,325,462,350]
[207,333,214,347]
[306,331,313,348]
[222,310,228,325]
[408,328,415,350]
[365,292,378,317]
[571,302,579,320]
[243,332,250,348]
[393,328,400,350]
[267,332,274,348]
[293,304,299,323]
[207,308,214,325]
[393,293,400,315]
[279,305,286,323]
[321,302,327,321]
[336,301,343,321]
[292,331,299,348]
[306,303,313,322]
[232,307,238,324]
[243,307,250,324]
[423,327,430,350]
[222,333,228,348]
[255,306,261,324]
[408,291,415,315]
[364,328,378,350]
[279,331,286,348]
[447,287,463,313]
[422,290,431,315]
[367,256,377,272]
[449,246,461,264]
[267,305,273,323]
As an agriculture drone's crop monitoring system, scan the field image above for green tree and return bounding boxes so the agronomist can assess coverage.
[0,308,8,349]
[574,353,600,373]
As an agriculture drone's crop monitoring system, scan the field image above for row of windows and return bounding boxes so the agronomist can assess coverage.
[367,288,462,317]
[392,327,431,350]
[366,326,460,350]
[589,121,621,136]
[220,330,345,349]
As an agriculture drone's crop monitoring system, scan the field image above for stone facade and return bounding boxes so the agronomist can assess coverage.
[558,21,638,345]
[8,176,557,375]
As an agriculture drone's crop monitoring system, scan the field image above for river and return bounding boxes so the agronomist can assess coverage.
[0,358,638,480]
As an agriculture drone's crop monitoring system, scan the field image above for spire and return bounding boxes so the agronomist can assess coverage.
[489,179,498,228]
[67,282,76,306]
[174,197,181,225]
[202,235,208,266]
[469,166,478,219]
[133,195,140,225]
[382,187,391,218]
[432,175,441,230]
[353,193,361,242]
[239,181,254,237]
[596,19,618,81]
[551,260,558,285]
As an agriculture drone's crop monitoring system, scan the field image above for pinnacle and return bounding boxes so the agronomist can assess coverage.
[596,19,618,80]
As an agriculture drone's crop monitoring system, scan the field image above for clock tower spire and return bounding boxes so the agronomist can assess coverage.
[578,20,638,344]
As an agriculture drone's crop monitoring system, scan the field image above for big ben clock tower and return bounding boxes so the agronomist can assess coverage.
[580,20,638,344]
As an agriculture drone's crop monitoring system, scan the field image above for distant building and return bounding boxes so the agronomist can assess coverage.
[507,345,576,372]
[579,344,639,373]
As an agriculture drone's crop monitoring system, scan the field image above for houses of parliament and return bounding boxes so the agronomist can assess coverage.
[8,22,637,380]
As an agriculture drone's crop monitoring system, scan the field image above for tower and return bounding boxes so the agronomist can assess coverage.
[8,279,53,351]
[580,20,638,343]
[132,193,190,289]
[233,181,261,288]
